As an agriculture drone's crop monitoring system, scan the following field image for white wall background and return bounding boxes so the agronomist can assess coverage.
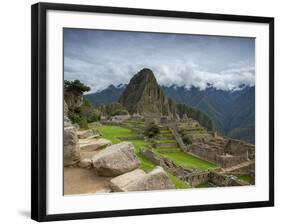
[0,0,279,223]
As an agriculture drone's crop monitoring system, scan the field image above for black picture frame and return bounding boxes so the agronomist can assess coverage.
[31,2,274,222]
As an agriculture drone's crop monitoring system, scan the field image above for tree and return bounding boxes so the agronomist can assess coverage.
[143,122,160,138]
[182,135,192,145]
[64,80,90,94]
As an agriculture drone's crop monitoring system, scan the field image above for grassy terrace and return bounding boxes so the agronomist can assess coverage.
[237,175,252,184]
[155,139,176,143]
[93,124,189,188]
[195,182,215,188]
[155,148,218,171]
[90,123,219,188]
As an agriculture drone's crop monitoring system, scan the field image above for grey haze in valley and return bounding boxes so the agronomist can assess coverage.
[64,28,255,93]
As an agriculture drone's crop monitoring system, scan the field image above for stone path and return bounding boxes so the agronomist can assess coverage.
[165,122,188,152]
[64,129,112,195]
[64,167,111,195]
[221,161,254,173]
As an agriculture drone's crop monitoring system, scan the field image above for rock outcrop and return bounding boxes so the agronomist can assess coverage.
[77,129,94,139]
[64,101,80,166]
[110,166,175,192]
[110,169,147,192]
[80,138,112,151]
[64,126,80,166]
[78,158,92,169]
[92,142,140,176]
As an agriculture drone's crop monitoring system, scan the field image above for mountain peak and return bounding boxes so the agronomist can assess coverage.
[133,68,157,83]
[119,68,170,116]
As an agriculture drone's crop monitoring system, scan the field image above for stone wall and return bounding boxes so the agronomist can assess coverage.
[224,162,255,176]
[141,148,212,186]
[188,146,218,163]
[225,139,248,156]
[154,142,178,148]
[216,154,248,168]
[209,171,246,186]
[140,148,192,179]
[166,123,188,152]
[188,138,254,168]
[140,148,251,187]
[184,171,211,187]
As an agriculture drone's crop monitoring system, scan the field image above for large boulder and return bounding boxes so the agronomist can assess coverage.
[92,142,140,177]
[78,158,92,169]
[64,126,80,166]
[80,138,111,151]
[110,166,175,192]
[77,129,94,139]
[110,169,146,192]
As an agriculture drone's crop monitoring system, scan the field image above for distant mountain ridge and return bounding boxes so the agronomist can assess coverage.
[162,85,255,143]
[85,74,255,143]
[85,84,127,107]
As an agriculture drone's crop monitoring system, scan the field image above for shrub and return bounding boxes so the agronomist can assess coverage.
[68,110,88,129]
[112,109,129,116]
[182,135,192,145]
[80,100,101,122]
[144,122,160,138]
[64,80,90,94]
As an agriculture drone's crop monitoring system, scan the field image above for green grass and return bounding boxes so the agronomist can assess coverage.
[167,173,190,189]
[195,182,215,188]
[155,149,218,171]
[96,125,138,144]
[95,124,215,189]
[237,175,252,184]
[155,139,176,143]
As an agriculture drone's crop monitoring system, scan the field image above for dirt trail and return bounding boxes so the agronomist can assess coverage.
[64,150,111,195]
[64,167,111,195]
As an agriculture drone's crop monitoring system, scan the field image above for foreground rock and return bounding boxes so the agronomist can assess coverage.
[80,138,111,151]
[110,166,175,192]
[110,169,146,192]
[64,126,80,166]
[92,142,140,177]
[77,129,94,139]
[78,158,92,169]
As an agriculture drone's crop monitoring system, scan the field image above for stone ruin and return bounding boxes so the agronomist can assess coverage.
[101,114,131,124]
[140,148,247,187]
[181,114,200,127]
[188,138,255,169]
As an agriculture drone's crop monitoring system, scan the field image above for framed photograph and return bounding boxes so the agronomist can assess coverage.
[31,2,274,222]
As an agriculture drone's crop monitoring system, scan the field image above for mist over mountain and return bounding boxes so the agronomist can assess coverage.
[85,74,255,143]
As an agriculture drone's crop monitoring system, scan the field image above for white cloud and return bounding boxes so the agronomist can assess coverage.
[64,29,255,92]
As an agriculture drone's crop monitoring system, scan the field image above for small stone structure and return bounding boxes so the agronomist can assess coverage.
[188,138,255,168]
[101,115,131,124]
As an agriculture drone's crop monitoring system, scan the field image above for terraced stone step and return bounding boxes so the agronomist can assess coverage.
[222,161,254,173]
[154,142,178,148]
[79,138,112,151]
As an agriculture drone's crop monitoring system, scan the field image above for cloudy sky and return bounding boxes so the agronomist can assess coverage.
[64,28,255,93]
